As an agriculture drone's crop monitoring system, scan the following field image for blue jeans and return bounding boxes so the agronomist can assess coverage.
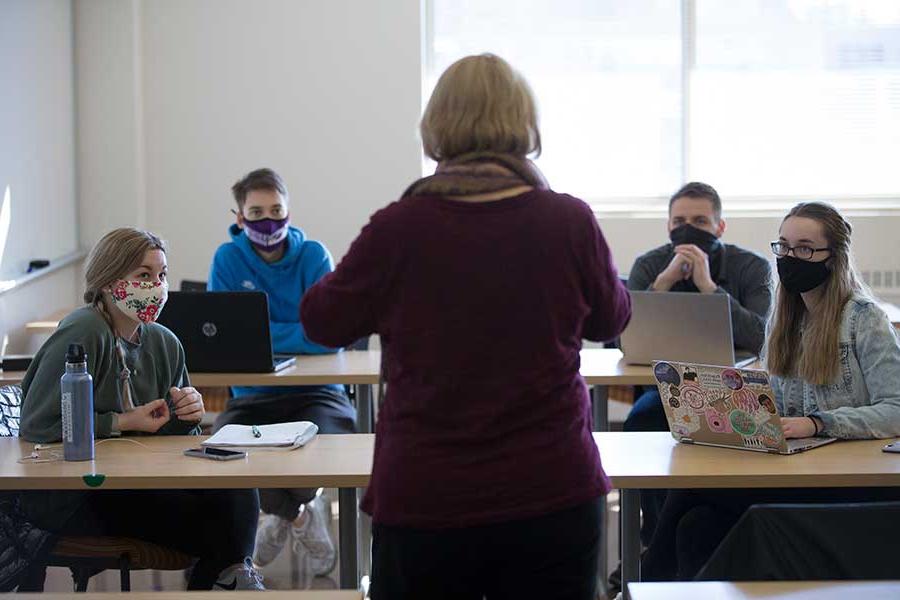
[623,388,669,546]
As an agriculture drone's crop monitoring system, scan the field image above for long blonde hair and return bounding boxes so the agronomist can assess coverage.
[420,53,541,161]
[766,202,868,385]
[84,228,166,327]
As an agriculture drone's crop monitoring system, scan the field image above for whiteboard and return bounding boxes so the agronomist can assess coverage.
[0,0,78,285]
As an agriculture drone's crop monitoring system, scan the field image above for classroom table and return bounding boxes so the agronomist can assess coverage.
[9,432,899,597]
[1,434,373,590]
[581,348,655,432]
[190,350,383,435]
[628,580,900,600]
[23,308,71,334]
[0,371,25,386]
[0,348,641,431]
[599,432,900,600]
[0,351,383,433]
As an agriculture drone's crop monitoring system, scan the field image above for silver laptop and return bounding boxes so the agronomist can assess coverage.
[653,360,836,454]
[621,291,756,367]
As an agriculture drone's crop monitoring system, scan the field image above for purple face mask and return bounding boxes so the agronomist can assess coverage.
[243,216,289,251]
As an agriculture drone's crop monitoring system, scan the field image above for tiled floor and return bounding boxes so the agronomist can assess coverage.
[41,400,631,594]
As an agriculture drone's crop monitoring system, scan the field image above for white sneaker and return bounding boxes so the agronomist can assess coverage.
[291,492,337,576]
[252,512,290,566]
[214,557,265,591]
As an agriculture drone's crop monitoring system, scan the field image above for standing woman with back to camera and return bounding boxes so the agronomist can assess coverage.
[301,54,631,599]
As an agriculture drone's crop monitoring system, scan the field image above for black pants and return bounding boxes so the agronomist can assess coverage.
[622,387,669,546]
[214,388,356,520]
[371,499,602,600]
[25,488,259,590]
[642,487,900,582]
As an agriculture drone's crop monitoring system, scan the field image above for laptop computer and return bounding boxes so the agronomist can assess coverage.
[621,291,757,367]
[157,291,296,373]
[653,360,836,454]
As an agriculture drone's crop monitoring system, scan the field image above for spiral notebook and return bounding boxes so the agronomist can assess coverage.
[202,421,318,451]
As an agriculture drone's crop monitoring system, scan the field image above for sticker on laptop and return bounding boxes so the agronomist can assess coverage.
[654,362,681,386]
[721,369,744,390]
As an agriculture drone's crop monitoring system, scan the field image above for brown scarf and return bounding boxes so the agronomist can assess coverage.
[401,152,549,198]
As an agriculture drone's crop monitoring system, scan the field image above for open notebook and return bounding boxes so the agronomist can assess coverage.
[202,421,318,451]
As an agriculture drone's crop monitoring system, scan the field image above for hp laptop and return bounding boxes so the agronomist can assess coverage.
[621,291,757,367]
[653,360,835,455]
[157,291,296,373]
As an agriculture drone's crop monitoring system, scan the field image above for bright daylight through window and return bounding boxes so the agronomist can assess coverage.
[425,0,900,210]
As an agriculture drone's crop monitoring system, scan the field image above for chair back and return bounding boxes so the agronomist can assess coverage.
[0,385,22,438]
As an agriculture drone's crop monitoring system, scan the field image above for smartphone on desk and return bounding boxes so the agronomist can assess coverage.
[882,441,900,454]
[184,447,247,461]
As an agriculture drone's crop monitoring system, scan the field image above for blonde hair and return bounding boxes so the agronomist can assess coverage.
[766,202,869,385]
[421,54,541,161]
[84,228,167,306]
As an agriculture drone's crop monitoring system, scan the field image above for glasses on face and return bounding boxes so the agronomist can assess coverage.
[770,241,832,260]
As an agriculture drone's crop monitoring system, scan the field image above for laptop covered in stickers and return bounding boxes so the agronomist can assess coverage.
[653,360,836,455]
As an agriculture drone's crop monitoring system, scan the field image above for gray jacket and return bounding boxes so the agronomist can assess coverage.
[627,243,772,353]
[772,297,900,439]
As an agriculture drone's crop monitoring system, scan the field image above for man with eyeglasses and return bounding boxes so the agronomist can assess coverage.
[609,182,773,593]
[208,168,356,578]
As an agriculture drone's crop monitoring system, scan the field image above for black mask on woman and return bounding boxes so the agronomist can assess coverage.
[669,224,721,256]
[776,256,832,294]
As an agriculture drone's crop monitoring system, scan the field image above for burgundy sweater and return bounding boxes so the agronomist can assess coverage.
[301,189,631,528]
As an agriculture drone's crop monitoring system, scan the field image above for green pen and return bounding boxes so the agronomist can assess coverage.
[251,425,262,438]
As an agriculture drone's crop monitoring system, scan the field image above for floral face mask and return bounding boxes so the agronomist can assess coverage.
[108,280,169,323]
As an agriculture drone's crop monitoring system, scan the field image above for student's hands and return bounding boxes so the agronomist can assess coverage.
[118,399,170,433]
[674,244,717,294]
[781,417,818,439]
[653,253,693,291]
[169,387,205,422]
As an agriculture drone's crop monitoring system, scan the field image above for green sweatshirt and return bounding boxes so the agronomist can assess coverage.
[20,306,201,442]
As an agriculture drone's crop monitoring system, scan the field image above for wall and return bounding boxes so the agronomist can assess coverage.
[74,0,423,287]
[0,0,82,353]
[0,0,78,280]
[600,213,900,304]
[74,0,146,246]
[73,0,900,301]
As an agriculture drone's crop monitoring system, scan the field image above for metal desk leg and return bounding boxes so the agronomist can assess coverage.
[598,493,609,595]
[621,489,641,600]
[592,385,610,593]
[359,504,372,585]
[355,384,374,434]
[338,487,359,589]
[592,385,609,432]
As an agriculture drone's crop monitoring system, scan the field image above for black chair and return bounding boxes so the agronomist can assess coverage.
[1,385,193,592]
[697,501,900,581]
[179,280,207,292]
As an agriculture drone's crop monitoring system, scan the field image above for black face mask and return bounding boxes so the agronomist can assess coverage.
[776,256,832,294]
[669,224,721,256]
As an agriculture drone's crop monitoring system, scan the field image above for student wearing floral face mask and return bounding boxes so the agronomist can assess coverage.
[18,227,264,591]
[209,168,356,577]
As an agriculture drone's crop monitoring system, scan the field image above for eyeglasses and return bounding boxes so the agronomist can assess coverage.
[770,241,832,260]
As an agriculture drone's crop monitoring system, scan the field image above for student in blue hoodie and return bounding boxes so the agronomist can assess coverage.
[209,168,356,577]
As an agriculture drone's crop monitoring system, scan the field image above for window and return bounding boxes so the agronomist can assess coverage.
[425,0,900,210]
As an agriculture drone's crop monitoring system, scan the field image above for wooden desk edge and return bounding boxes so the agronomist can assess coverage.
[0,473,372,491]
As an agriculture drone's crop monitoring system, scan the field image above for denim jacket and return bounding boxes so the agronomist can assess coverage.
[771,296,900,439]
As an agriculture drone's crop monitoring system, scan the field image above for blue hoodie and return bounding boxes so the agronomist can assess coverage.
[209,224,341,398]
